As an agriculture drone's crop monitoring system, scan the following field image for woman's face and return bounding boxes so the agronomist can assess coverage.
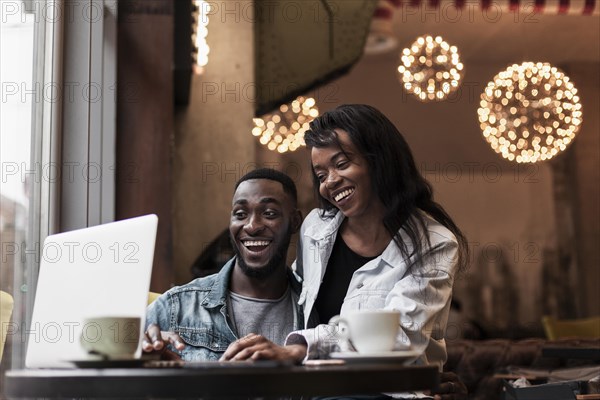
[311,129,383,221]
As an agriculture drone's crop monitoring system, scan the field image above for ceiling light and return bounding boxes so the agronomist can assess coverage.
[478,62,582,163]
[252,97,319,153]
[397,35,464,101]
[192,1,210,75]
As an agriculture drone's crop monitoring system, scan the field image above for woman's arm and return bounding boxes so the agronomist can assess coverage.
[285,234,458,364]
[389,239,458,367]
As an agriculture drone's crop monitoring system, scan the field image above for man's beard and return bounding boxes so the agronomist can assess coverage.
[231,231,292,279]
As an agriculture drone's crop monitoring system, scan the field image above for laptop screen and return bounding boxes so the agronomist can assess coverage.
[25,214,158,368]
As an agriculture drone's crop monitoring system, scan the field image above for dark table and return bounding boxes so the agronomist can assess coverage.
[542,345,600,361]
[4,363,439,398]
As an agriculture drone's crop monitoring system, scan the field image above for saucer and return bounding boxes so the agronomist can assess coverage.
[329,350,420,364]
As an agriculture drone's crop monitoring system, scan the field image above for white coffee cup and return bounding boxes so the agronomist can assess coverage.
[329,310,401,353]
[80,316,141,360]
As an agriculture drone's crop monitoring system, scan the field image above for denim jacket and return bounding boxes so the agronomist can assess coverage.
[286,208,458,370]
[146,258,304,361]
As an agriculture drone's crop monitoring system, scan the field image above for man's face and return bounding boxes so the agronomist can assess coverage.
[229,179,300,279]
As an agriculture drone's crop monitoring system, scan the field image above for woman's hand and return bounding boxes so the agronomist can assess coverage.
[141,323,185,360]
[219,333,307,363]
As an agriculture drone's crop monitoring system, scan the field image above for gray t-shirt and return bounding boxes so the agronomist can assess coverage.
[228,286,295,346]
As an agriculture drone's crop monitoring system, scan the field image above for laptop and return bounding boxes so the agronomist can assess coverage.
[25,214,158,368]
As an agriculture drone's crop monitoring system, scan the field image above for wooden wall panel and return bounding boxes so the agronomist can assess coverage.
[116,0,173,291]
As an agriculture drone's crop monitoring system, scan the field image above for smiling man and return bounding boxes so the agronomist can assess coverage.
[143,168,304,361]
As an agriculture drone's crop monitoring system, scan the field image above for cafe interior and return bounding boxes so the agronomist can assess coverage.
[1,0,599,398]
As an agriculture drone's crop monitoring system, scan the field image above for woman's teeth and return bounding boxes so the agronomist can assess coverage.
[334,189,354,202]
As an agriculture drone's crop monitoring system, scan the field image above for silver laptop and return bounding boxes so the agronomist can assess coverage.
[25,214,158,368]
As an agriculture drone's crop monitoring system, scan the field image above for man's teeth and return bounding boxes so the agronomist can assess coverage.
[243,240,270,247]
[334,189,354,202]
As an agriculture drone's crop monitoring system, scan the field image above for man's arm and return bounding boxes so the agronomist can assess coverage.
[219,333,306,363]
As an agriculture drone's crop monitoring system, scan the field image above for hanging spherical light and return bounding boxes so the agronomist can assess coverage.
[478,62,583,163]
[252,96,319,153]
[397,35,464,101]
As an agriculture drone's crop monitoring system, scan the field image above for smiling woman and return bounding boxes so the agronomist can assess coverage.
[286,104,470,372]
[311,131,385,231]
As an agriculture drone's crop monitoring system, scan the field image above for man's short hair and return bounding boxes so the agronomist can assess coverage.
[234,168,297,206]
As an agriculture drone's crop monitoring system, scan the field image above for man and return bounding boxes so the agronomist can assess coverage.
[143,168,306,361]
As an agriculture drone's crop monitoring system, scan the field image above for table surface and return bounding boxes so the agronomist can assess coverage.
[4,362,439,398]
[542,345,600,360]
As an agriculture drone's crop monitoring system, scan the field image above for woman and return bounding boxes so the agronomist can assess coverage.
[222,104,468,371]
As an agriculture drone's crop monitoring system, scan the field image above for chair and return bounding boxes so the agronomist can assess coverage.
[542,316,600,340]
[147,292,162,305]
[1,290,14,362]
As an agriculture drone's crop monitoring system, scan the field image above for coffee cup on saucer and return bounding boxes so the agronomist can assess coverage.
[329,310,402,353]
[80,316,141,360]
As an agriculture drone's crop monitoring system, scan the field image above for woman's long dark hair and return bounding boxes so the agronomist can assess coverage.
[304,104,468,272]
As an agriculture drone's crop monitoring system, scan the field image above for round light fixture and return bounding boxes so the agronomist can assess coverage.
[252,96,319,153]
[397,35,463,101]
[478,62,583,163]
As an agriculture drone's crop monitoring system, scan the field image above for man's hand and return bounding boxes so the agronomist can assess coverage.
[219,333,306,363]
[142,323,185,360]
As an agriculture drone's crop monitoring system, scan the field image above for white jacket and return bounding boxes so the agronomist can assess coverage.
[286,208,458,369]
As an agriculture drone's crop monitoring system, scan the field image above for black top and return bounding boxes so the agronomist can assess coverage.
[314,234,377,324]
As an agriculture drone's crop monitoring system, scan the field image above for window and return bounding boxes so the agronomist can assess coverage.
[1,0,116,373]
[1,0,55,371]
